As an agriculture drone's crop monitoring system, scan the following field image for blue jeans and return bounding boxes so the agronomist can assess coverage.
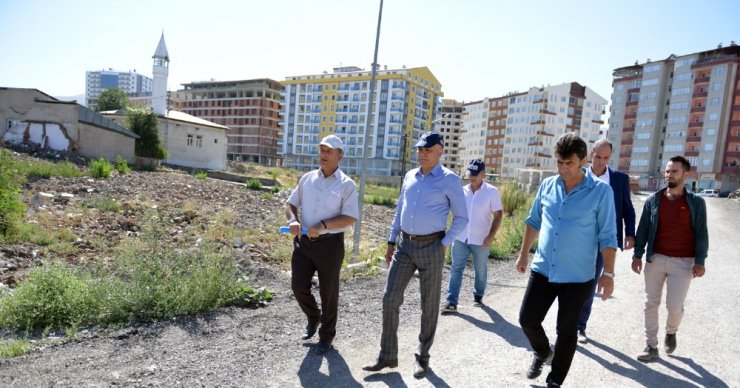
[578,252,604,332]
[446,240,490,306]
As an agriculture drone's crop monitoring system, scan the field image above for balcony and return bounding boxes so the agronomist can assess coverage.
[694,76,710,84]
[690,106,706,113]
[591,119,605,125]
[692,91,708,98]
[688,121,704,128]
[627,88,640,94]
[539,108,557,115]
[626,100,639,106]
[624,113,637,119]
[535,152,552,158]
[731,120,740,127]
[686,135,702,142]
[530,119,545,125]
[536,130,554,137]
[726,151,740,158]
[525,162,541,167]
[532,99,548,104]
[685,150,699,157]
[619,152,631,157]
[528,140,543,146]
[623,126,635,132]
[733,105,740,112]
[621,138,634,145]
[722,165,739,173]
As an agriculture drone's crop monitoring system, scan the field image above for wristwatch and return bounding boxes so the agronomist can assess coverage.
[602,271,615,278]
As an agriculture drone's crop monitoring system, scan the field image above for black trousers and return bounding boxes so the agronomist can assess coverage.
[519,271,593,385]
[291,233,344,342]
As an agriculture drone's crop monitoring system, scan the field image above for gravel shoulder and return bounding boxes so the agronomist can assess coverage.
[1,184,738,387]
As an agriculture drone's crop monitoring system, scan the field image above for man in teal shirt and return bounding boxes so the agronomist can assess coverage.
[516,133,618,388]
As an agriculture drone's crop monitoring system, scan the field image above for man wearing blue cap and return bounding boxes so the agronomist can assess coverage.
[363,132,467,378]
[443,159,503,313]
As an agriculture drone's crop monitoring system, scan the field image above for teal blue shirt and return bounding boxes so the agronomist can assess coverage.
[525,171,618,283]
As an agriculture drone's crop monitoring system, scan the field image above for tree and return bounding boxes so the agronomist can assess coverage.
[124,108,168,159]
[97,88,129,111]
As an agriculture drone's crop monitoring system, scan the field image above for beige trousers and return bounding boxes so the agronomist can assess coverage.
[643,253,694,347]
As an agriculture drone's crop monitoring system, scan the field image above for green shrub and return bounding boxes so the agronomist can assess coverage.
[499,182,529,216]
[0,340,31,359]
[246,179,262,190]
[88,158,113,179]
[364,195,395,207]
[83,196,120,212]
[0,211,271,333]
[0,151,25,237]
[270,185,282,193]
[115,155,131,175]
[195,172,208,180]
[489,199,533,260]
[261,193,273,200]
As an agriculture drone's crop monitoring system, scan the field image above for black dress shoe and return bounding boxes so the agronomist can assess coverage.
[314,340,332,355]
[362,358,398,371]
[413,359,429,378]
[301,322,318,340]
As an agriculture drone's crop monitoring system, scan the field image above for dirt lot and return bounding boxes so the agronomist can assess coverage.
[1,159,738,387]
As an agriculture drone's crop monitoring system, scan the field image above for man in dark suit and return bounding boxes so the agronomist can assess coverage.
[578,139,636,344]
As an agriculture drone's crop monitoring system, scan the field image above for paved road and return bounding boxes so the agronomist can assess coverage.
[328,195,740,387]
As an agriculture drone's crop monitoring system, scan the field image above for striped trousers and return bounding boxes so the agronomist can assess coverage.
[379,233,445,362]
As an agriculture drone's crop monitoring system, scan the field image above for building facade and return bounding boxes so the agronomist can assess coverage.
[434,98,464,171]
[459,99,490,175]
[85,69,152,111]
[171,79,283,166]
[278,66,443,176]
[609,43,740,191]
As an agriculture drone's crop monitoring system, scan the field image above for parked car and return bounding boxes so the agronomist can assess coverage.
[718,191,731,198]
[697,189,719,197]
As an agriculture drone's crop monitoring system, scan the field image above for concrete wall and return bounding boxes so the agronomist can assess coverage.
[1,88,136,163]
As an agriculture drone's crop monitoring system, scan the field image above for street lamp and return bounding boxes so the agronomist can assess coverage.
[352,0,384,259]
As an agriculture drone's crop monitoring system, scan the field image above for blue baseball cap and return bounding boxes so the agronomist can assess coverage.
[415,132,444,148]
[466,159,485,176]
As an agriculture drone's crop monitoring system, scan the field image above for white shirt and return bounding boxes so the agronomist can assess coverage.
[456,182,503,245]
[587,166,610,185]
[287,168,359,234]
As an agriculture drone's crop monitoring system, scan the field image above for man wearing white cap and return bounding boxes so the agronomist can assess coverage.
[443,159,503,313]
[286,134,359,355]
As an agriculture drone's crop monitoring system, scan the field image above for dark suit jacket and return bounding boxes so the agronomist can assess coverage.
[607,167,636,250]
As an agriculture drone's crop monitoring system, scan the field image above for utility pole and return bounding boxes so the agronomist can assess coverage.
[352,0,384,260]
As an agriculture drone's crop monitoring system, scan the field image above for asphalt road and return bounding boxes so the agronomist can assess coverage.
[333,195,740,387]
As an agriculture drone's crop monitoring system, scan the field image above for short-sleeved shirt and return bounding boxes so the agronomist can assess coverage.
[525,171,618,283]
[456,182,503,245]
[287,168,359,234]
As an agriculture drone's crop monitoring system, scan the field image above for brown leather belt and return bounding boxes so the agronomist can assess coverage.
[401,231,445,242]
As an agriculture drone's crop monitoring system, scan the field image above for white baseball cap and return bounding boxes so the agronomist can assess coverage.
[319,135,344,150]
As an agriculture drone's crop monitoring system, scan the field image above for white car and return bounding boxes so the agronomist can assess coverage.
[697,189,719,197]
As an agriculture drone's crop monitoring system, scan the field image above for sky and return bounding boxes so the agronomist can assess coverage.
[1,0,738,111]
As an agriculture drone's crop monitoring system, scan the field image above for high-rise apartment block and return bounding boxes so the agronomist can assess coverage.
[171,79,283,166]
[434,99,464,171]
[609,43,740,191]
[85,69,152,110]
[278,66,442,176]
[457,83,606,179]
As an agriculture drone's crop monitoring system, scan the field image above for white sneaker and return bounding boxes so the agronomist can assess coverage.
[577,330,588,344]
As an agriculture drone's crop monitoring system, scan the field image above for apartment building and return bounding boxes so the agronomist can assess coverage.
[609,43,740,191]
[171,79,283,166]
[485,96,509,178]
[85,69,152,110]
[459,99,489,175]
[278,66,442,177]
[434,99,464,171]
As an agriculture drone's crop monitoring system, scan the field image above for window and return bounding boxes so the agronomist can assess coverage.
[703,143,714,151]
[713,67,725,75]
[674,72,693,81]
[708,113,719,121]
[710,98,721,105]
[187,134,193,146]
[712,82,723,90]
[644,64,661,73]
[671,87,691,96]
[196,135,203,148]
[637,105,656,114]
[706,128,717,136]
[642,78,659,87]
[669,102,690,110]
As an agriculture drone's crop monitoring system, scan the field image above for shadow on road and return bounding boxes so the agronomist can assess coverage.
[578,339,728,387]
[297,344,362,388]
[363,371,407,387]
[449,305,530,349]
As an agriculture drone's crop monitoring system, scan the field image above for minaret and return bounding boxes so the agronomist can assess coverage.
[152,32,169,116]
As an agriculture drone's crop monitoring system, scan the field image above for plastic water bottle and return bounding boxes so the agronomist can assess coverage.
[280,226,307,234]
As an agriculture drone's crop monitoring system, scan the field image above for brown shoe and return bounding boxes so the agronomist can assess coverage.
[362,358,398,372]
[413,359,429,378]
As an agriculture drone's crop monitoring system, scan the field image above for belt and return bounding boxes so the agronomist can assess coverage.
[401,231,445,242]
[301,232,343,241]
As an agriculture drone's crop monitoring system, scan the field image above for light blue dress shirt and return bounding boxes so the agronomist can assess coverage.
[388,163,468,247]
[525,170,617,283]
